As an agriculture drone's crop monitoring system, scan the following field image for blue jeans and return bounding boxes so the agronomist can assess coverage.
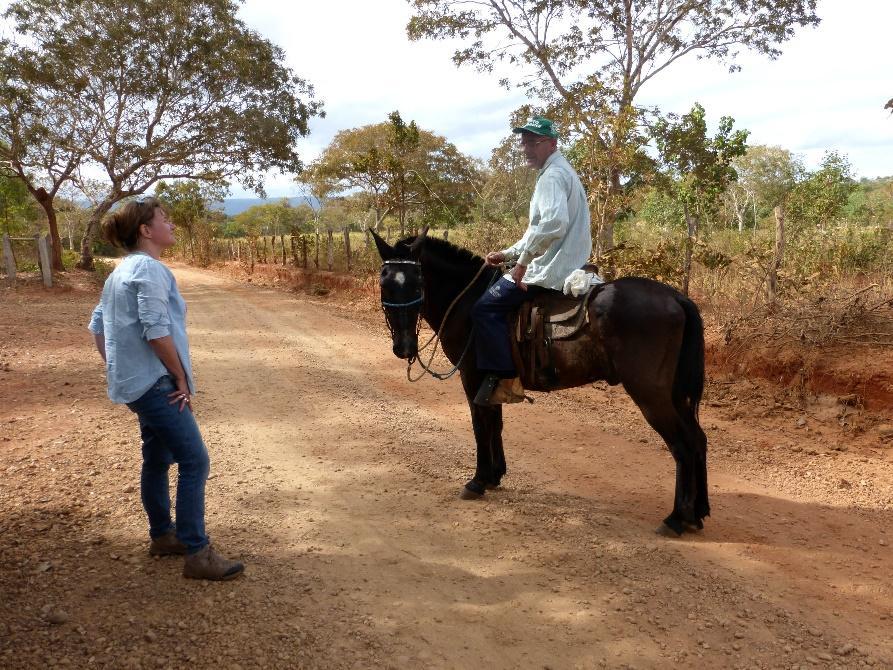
[126,375,210,554]
[472,277,545,376]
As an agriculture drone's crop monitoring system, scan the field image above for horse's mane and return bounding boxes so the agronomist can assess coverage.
[396,234,486,276]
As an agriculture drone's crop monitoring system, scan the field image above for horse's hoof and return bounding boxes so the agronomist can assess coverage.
[461,479,487,499]
[683,520,704,533]
[484,483,500,491]
[654,523,682,538]
[460,487,484,500]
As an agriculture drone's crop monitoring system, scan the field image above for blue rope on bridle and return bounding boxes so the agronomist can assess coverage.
[381,297,423,308]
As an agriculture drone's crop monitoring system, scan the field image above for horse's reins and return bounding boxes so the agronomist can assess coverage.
[381,259,495,382]
[409,261,496,382]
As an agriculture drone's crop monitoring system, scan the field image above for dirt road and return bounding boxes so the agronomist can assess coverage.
[1,265,892,669]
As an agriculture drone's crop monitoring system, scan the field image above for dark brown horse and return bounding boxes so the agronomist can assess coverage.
[372,228,708,536]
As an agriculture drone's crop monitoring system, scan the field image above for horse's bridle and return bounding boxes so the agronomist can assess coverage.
[379,259,425,350]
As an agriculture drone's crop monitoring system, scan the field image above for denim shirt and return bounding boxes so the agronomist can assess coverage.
[501,151,592,290]
[88,252,195,404]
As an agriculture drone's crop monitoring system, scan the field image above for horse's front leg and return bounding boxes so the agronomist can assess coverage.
[459,373,506,499]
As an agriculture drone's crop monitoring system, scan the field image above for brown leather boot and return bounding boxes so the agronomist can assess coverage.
[490,377,526,404]
[149,531,188,556]
[475,375,526,406]
[183,545,244,581]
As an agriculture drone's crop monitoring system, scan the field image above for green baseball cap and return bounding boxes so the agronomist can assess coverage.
[512,116,558,139]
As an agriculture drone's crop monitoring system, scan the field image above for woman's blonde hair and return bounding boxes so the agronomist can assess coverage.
[101,197,161,251]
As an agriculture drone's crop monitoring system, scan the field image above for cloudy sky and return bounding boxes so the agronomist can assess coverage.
[233,0,892,198]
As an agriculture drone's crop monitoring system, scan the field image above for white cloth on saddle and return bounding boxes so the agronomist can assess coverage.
[562,269,604,297]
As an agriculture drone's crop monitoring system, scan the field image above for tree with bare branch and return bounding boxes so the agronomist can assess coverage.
[408,0,820,257]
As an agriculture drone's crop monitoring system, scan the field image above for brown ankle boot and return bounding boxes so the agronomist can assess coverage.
[149,531,188,557]
[183,545,244,581]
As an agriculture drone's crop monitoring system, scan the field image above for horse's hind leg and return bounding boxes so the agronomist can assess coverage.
[683,410,710,521]
[624,385,700,535]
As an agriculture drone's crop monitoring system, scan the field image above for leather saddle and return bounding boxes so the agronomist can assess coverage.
[511,265,603,390]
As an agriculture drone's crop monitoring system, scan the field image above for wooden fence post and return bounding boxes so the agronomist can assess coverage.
[442,229,449,241]
[281,234,287,265]
[768,205,785,305]
[326,228,334,272]
[2,234,15,287]
[38,234,53,288]
[343,227,351,272]
[302,236,308,269]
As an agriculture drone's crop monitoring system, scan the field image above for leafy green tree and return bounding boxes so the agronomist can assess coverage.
[480,130,536,227]
[0,43,91,270]
[305,111,480,236]
[0,167,38,237]
[155,180,228,264]
[653,103,749,294]
[845,178,893,227]
[408,0,819,256]
[3,0,322,270]
[725,145,803,231]
[788,151,856,230]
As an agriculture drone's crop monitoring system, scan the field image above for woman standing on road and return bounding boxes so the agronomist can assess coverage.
[88,196,244,581]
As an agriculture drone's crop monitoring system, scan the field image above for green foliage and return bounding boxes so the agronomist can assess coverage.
[481,131,535,227]
[637,188,684,232]
[304,111,480,233]
[408,0,818,253]
[843,178,893,227]
[653,103,749,220]
[787,151,857,230]
[3,0,322,268]
[0,169,38,236]
[724,145,804,231]
[232,200,315,241]
[156,180,229,265]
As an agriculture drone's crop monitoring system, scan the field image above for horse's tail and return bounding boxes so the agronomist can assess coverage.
[673,295,705,422]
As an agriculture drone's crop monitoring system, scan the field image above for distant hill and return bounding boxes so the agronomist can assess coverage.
[214,196,318,216]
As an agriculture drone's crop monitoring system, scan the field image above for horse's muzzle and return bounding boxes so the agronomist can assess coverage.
[392,337,418,360]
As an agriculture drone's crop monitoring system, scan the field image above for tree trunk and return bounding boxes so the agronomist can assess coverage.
[34,190,64,271]
[768,205,785,305]
[78,199,116,270]
[342,227,351,272]
[314,226,320,270]
[682,204,698,297]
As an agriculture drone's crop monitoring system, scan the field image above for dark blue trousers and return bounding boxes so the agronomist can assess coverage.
[472,277,543,377]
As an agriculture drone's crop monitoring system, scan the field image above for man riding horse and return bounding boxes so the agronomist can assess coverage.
[472,116,592,406]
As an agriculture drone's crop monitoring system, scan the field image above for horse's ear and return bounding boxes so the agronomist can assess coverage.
[369,228,395,260]
[408,225,429,259]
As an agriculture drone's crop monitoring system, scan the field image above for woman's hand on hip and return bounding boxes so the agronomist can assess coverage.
[167,377,192,413]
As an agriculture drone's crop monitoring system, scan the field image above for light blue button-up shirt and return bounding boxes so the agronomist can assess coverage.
[88,252,195,404]
[501,150,592,291]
